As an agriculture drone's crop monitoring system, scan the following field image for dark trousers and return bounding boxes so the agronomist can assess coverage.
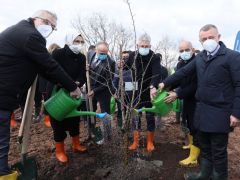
[50,117,80,142]
[92,92,111,114]
[0,110,11,175]
[198,131,228,177]
[132,112,155,132]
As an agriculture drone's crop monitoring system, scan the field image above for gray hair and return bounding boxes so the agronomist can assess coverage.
[200,24,218,32]
[138,33,151,44]
[32,10,57,20]
[96,41,109,48]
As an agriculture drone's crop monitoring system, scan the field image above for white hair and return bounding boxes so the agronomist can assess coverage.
[32,10,57,20]
[138,33,151,44]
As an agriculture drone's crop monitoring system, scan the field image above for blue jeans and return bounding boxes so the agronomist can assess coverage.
[0,110,11,176]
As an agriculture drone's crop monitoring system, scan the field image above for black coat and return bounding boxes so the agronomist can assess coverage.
[46,45,87,97]
[52,45,86,86]
[0,18,76,111]
[89,52,115,95]
[163,42,240,133]
[159,65,168,82]
[125,50,161,108]
[175,55,197,123]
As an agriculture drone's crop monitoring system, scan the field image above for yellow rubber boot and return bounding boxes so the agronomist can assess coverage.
[72,135,87,153]
[147,131,155,152]
[0,171,18,180]
[55,142,68,163]
[182,134,193,149]
[128,131,140,150]
[179,144,200,167]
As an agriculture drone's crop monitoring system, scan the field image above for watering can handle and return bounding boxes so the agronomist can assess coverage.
[51,86,82,106]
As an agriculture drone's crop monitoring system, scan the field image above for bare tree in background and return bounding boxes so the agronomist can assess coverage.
[72,13,133,58]
[154,35,178,70]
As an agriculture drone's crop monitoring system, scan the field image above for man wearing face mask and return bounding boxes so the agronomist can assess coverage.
[124,33,161,152]
[88,42,115,143]
[164,40,199,167]
[45,32,87,163]
[159,24,240,180]
[0,10,81,179]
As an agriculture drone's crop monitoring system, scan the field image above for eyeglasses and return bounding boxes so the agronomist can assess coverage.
[36,17,57,31]
[179,48,191,53]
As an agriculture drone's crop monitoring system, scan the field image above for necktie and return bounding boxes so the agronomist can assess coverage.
[91,58,99,69]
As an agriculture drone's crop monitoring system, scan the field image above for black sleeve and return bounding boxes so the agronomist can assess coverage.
[176,75,197,99]
[163,58,196,88]
[229,52,240,119]
[150,56,162,87]
[77,55,87,87]
[24,34,77,92]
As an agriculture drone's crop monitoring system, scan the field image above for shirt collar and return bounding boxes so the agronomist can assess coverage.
[207,44,220,56]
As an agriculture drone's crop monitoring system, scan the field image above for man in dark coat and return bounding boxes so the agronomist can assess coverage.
[0,10,81,178]
[164,40,199,167]
[88,41,115,144]
[159,24,240,180]
[125,33,161,152]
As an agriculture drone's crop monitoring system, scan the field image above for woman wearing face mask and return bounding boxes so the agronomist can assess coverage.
[47,32,87,163]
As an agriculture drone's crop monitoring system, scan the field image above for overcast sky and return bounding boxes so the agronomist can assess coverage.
[0,0,239,51]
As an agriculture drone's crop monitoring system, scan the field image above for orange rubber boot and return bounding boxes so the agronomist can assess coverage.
[10,113,17,128]
[72,136,87,153]
[44,115,51,128]
[128,131,140,150]
[55,142,68,163]
[147,131,155,152]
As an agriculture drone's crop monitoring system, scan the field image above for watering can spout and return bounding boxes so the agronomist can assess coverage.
[141,106,157,113]
[96,112,107,119]
[66,110,97,118]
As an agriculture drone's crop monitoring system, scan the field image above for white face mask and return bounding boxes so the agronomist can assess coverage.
[202,39,219,53]
[36,24,52,38]
[180,51,192,61]
[139,47,150,56]
[69,44,84,54]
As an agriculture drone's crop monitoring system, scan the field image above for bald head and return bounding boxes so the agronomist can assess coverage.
[178,40,194,61]
[179,40,193,51]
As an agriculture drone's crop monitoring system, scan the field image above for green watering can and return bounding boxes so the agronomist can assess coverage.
[110,96,116,114]
[137,90,173,116]
[44,87,107,121]
[172,99,181,112]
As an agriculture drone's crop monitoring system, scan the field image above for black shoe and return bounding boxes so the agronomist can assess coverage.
[184,158,212,180]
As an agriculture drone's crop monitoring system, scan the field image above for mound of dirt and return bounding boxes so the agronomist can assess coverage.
[9,113,240,180]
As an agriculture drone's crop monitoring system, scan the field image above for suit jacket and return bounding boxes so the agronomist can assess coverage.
[163,42,240,133]
[89,52,115,95]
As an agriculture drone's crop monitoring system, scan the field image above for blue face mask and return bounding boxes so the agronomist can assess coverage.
[180,51,192,61]
[98,54,107,61]
[138,48,150,56]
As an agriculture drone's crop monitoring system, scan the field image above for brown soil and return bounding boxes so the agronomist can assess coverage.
[9,112,240,180]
